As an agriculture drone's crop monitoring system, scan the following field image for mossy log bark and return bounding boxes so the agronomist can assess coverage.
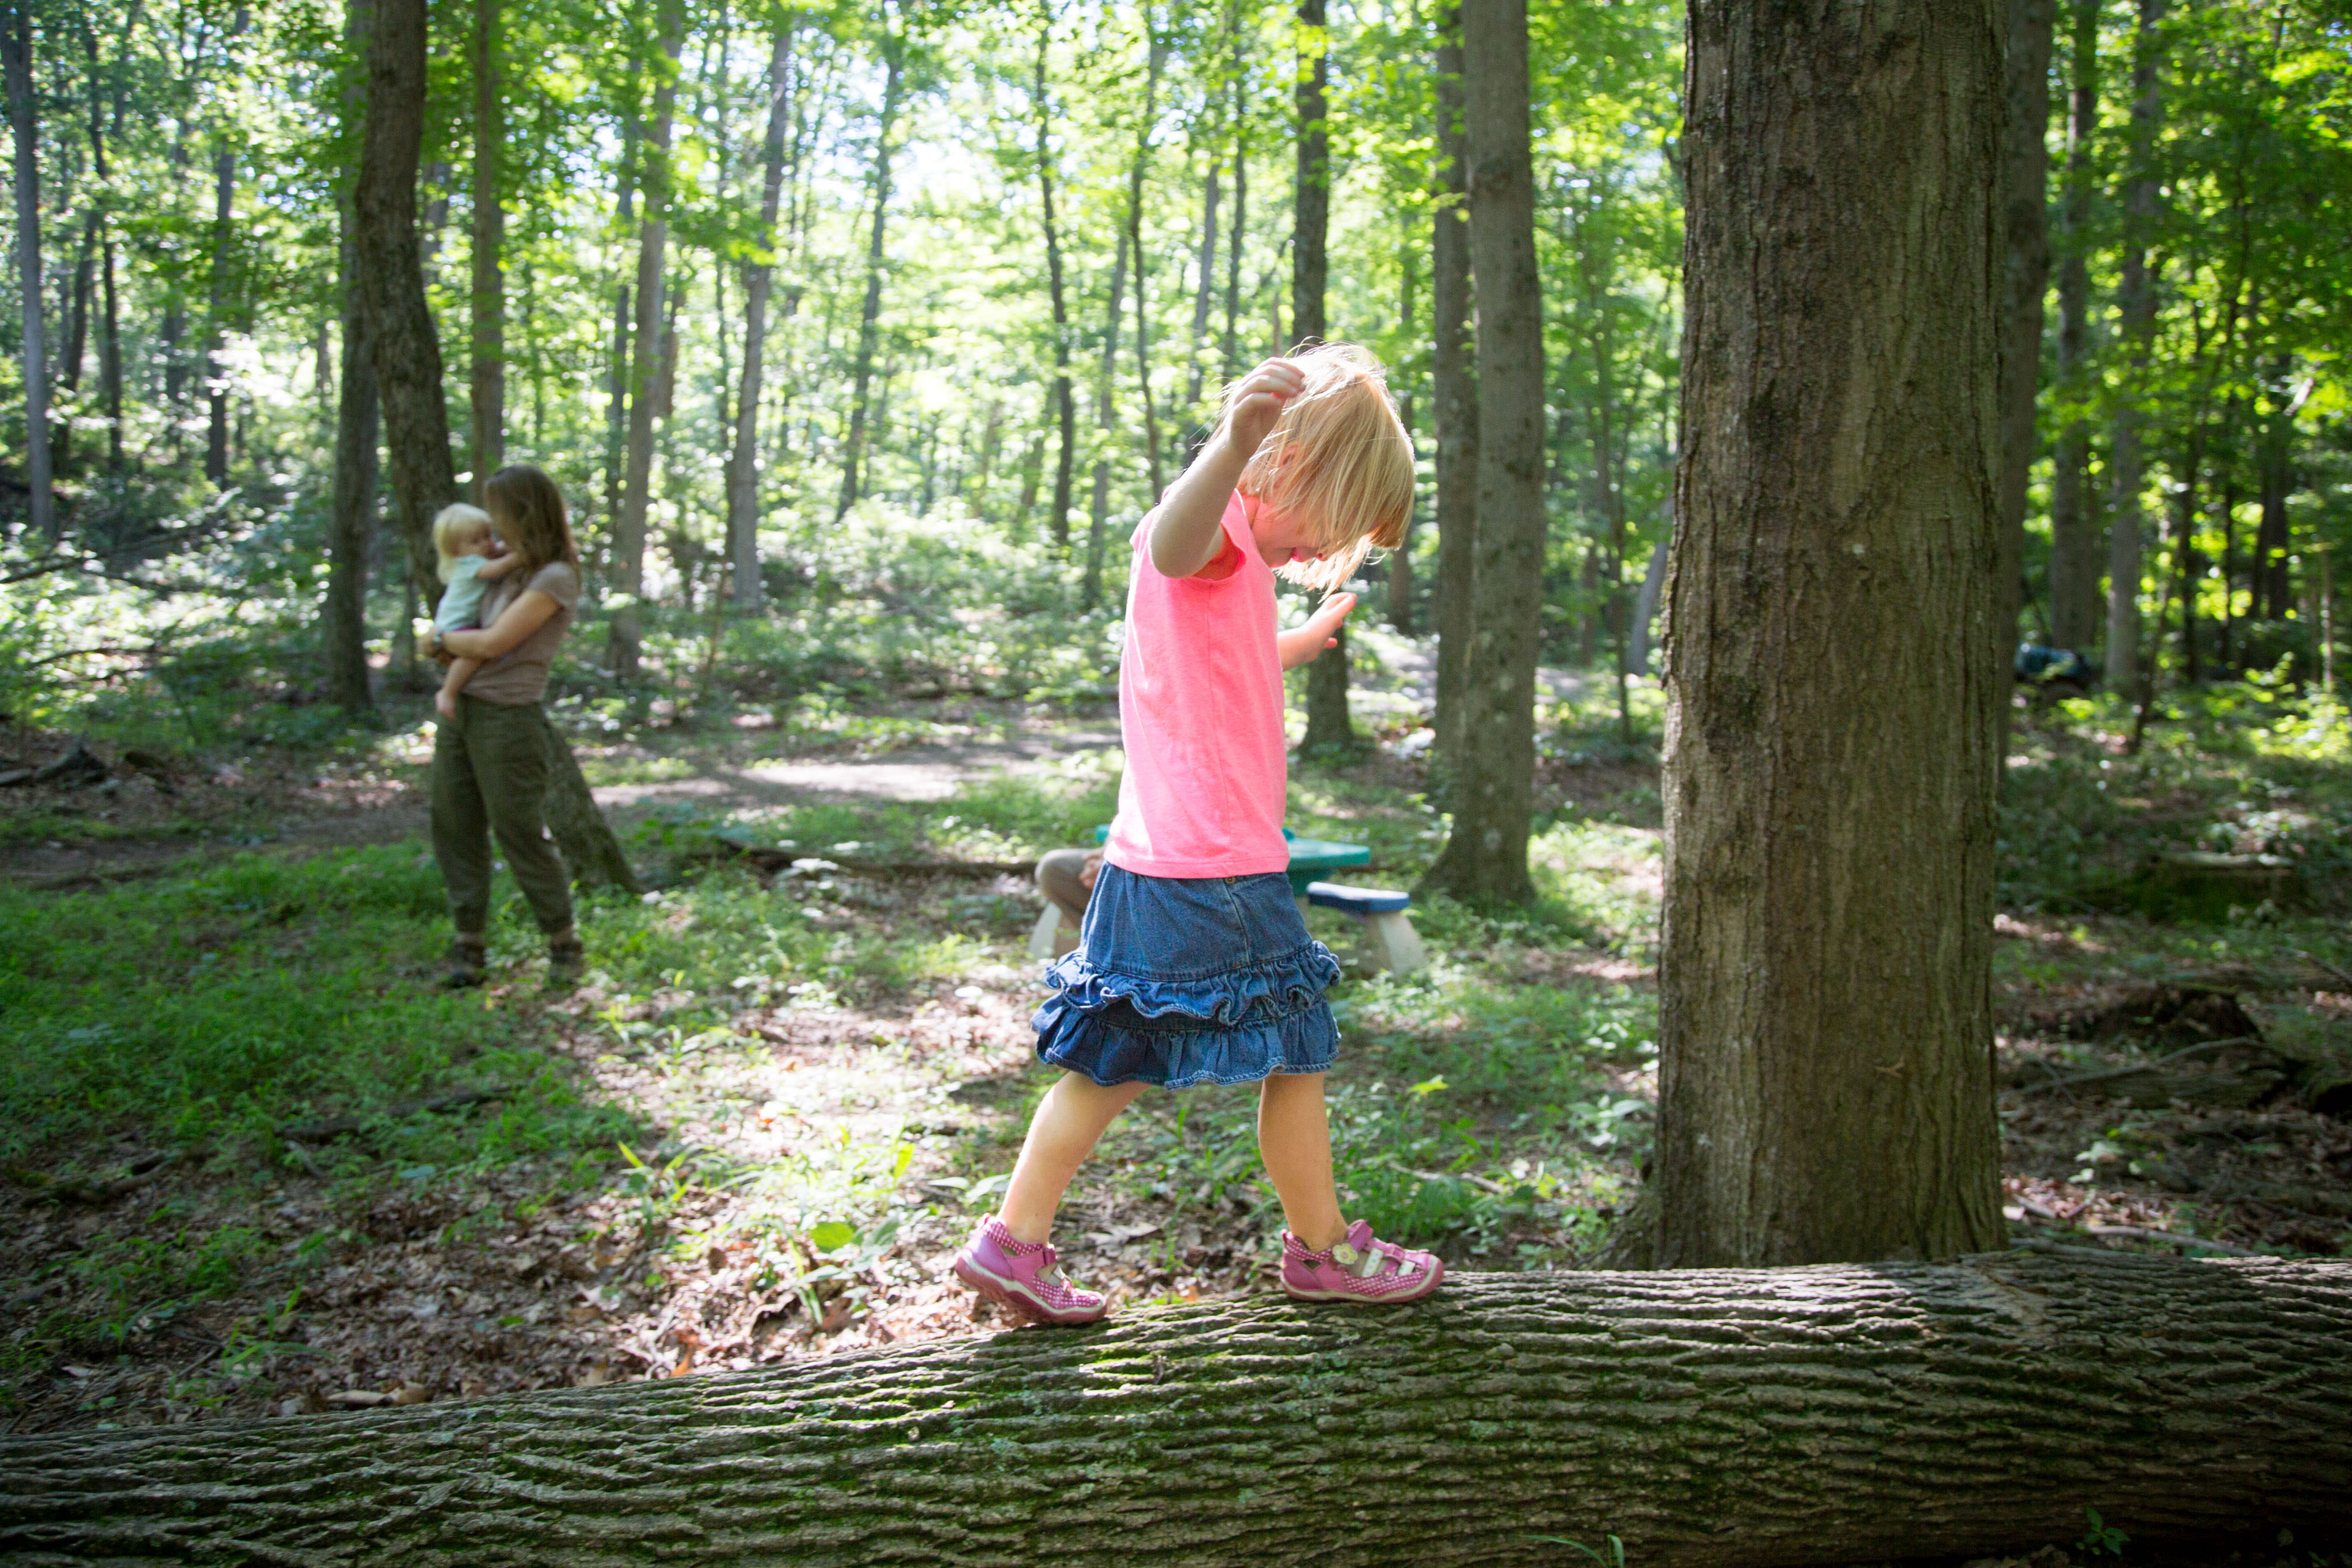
[4,1251,2347,1566]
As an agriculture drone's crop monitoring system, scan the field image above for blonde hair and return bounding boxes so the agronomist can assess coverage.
[1226,342,1415,593]
[431,503,495,586]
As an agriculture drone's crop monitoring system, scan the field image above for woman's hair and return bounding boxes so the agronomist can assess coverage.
[430,504,494,587]
[1226,342,1415,593]
[482,464,580,576]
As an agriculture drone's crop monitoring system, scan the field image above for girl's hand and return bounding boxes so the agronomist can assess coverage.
[1278,591,1355,670]
[1225,358,1305,457]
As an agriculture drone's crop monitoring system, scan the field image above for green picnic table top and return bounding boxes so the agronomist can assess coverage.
[1091,825,1371,895]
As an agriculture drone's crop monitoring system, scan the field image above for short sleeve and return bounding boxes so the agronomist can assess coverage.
[527,563,581,609]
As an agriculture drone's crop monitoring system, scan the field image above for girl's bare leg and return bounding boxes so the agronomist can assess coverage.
[1257,1071,1345,1251]
[997,1073,1149,1243]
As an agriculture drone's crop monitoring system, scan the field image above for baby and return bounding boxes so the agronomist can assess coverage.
[429,503,526,721]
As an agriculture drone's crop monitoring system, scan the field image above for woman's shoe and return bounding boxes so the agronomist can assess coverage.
[440,936,487,990]
[546,935,585,987]
[1280,1219,1444,1304]
[952,1216,1108,1326]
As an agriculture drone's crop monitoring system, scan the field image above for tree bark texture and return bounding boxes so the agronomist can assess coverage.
[204,139,233,485]
[1421,0,1542,906]
[1292,0,1355,754]
[2047,0,2100,654]
[833,8,904,524]
[2107,0,2167,698]
[4,0,55,541]
[1660,0,2007,1266]
[1428,2,1477,779]
[726,25,793,609]
[539,710,644,895]
[1035,26,1077,553]
[354,0,458,599]
[325,9,379,718]
[469,0,503,500]
[611,0,684,678]
[4,1253,2347,1566]
[1998,0,2053,664]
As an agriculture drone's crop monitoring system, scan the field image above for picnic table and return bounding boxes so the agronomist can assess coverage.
[1028,827,1422,974]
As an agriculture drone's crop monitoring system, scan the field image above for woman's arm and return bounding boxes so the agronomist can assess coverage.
[1277,591,1355,670]
[1146,358,1304,580]
[440,589,559,659]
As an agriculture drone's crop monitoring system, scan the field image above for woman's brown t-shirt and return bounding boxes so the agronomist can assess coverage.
[465,563,580,706]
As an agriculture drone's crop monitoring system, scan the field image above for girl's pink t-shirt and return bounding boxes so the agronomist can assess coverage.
[1103,491,1289,878]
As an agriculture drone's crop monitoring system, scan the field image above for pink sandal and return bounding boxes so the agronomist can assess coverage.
[1281,1219,1444,1304]
[953,1216,1109,1326]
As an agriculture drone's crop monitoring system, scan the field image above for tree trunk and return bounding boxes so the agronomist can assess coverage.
[4,0,55,541]
[2172,425,2204,684]
[1035,24,1077,554]
[354,0,457,599]
[5,1254,2347,1565]
[1389,256,1416,631]
[2107,0,2167,700]
[1186,153,1220,413]
[81,22,122,472]
[602,118,639,558]
[469,0,503,502]
[1082,98,1139,614]
[833,6,905,524]
[1419,0,1542,906]
[1428,2,1477,778]
[1128,32,1167,499]
[2047,0,2099,653]
[611,0,684,678]
[1222,36,1246,383]
[1294,0,1354,755]
[539,710,643,894]
[1998,0,2054,674]
[324,0,379,717]
[1659,0,2006,1266]
[2254,359,2292,623]
[204,139,233,485]
[727,23,793,610]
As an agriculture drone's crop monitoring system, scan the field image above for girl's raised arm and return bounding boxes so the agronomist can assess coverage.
[1146,358,1302,580]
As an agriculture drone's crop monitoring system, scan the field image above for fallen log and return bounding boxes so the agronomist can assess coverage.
[2,1248,2347,1566]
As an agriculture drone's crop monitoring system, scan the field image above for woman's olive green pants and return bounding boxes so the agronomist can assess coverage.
[430,696,574,937]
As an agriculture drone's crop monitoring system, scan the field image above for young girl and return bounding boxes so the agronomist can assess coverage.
[954,343,1440,1325]
[430,503,527,722]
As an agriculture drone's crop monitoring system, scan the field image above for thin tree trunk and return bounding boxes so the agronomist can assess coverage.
[2048,0,2100,653]
[1127,30,1166,498]
[8,1256,2348,1565]
[1222,32,1245,384]
[1083,62,1144,614]
[1428,2,1477,779]
[1999,0,2054,677]
[2254,356,2293,623]
[324,0,379,715]
[2107,0,2168,700]
[355,0,457,599]
[1418,0,1542,904]
[727,22,794,610]
[204,138,233,484]
[2173,424,2204,684]
[1187,153,1220,412]
[1389,252,1416,631]
[833,5,905,524]
[603,116,639,556]
[1295,0,1355,754]
[81,21,121,471]
[1035,18,1077,553]
[469,0,503,501]
[1658,0,2006,1267]
[5,0,55,540]
[612,0,684,678]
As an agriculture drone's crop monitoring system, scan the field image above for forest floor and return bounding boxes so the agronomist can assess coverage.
[5,668,2349,1567]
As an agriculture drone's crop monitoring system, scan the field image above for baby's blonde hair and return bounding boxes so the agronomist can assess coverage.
[431,503,495,586]
[1227,342,1415,593]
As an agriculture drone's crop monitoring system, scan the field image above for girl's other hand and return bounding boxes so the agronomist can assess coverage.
[1225,358,1304,456]
[1304,590,1355,643]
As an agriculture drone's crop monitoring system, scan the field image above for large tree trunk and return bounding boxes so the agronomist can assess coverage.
[1034,24,1077,553]
[1294,0,1356,755]
[1998,0,2054,671]
[2107,0,2167,700]
[2047,0,2100,653]
[1419,0,1542,906]
[610,0,684,679]
[469,0,503,502]
[324,2,379,717]
[833,6,905,524]
[539,710,643,894]
[1659,0,2006,1266]
[4,0,55,541]
[5,1253,2347,1565]
[1428,1,1477,779]
[726,24,794,610]
[354,0,457,598]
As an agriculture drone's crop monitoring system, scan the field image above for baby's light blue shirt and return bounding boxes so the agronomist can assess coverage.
[434,556,493,633]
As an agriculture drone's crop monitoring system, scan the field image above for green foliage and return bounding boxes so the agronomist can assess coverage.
[2078,1506,2130,1557]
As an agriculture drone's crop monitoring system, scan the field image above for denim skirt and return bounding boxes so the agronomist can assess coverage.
[1033,864,1342,1089]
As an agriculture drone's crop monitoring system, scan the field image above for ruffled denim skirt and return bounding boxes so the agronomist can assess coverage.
[1033,864,1341,1089]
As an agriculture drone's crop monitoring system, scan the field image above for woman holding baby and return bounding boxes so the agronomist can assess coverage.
[420,464,584,989]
